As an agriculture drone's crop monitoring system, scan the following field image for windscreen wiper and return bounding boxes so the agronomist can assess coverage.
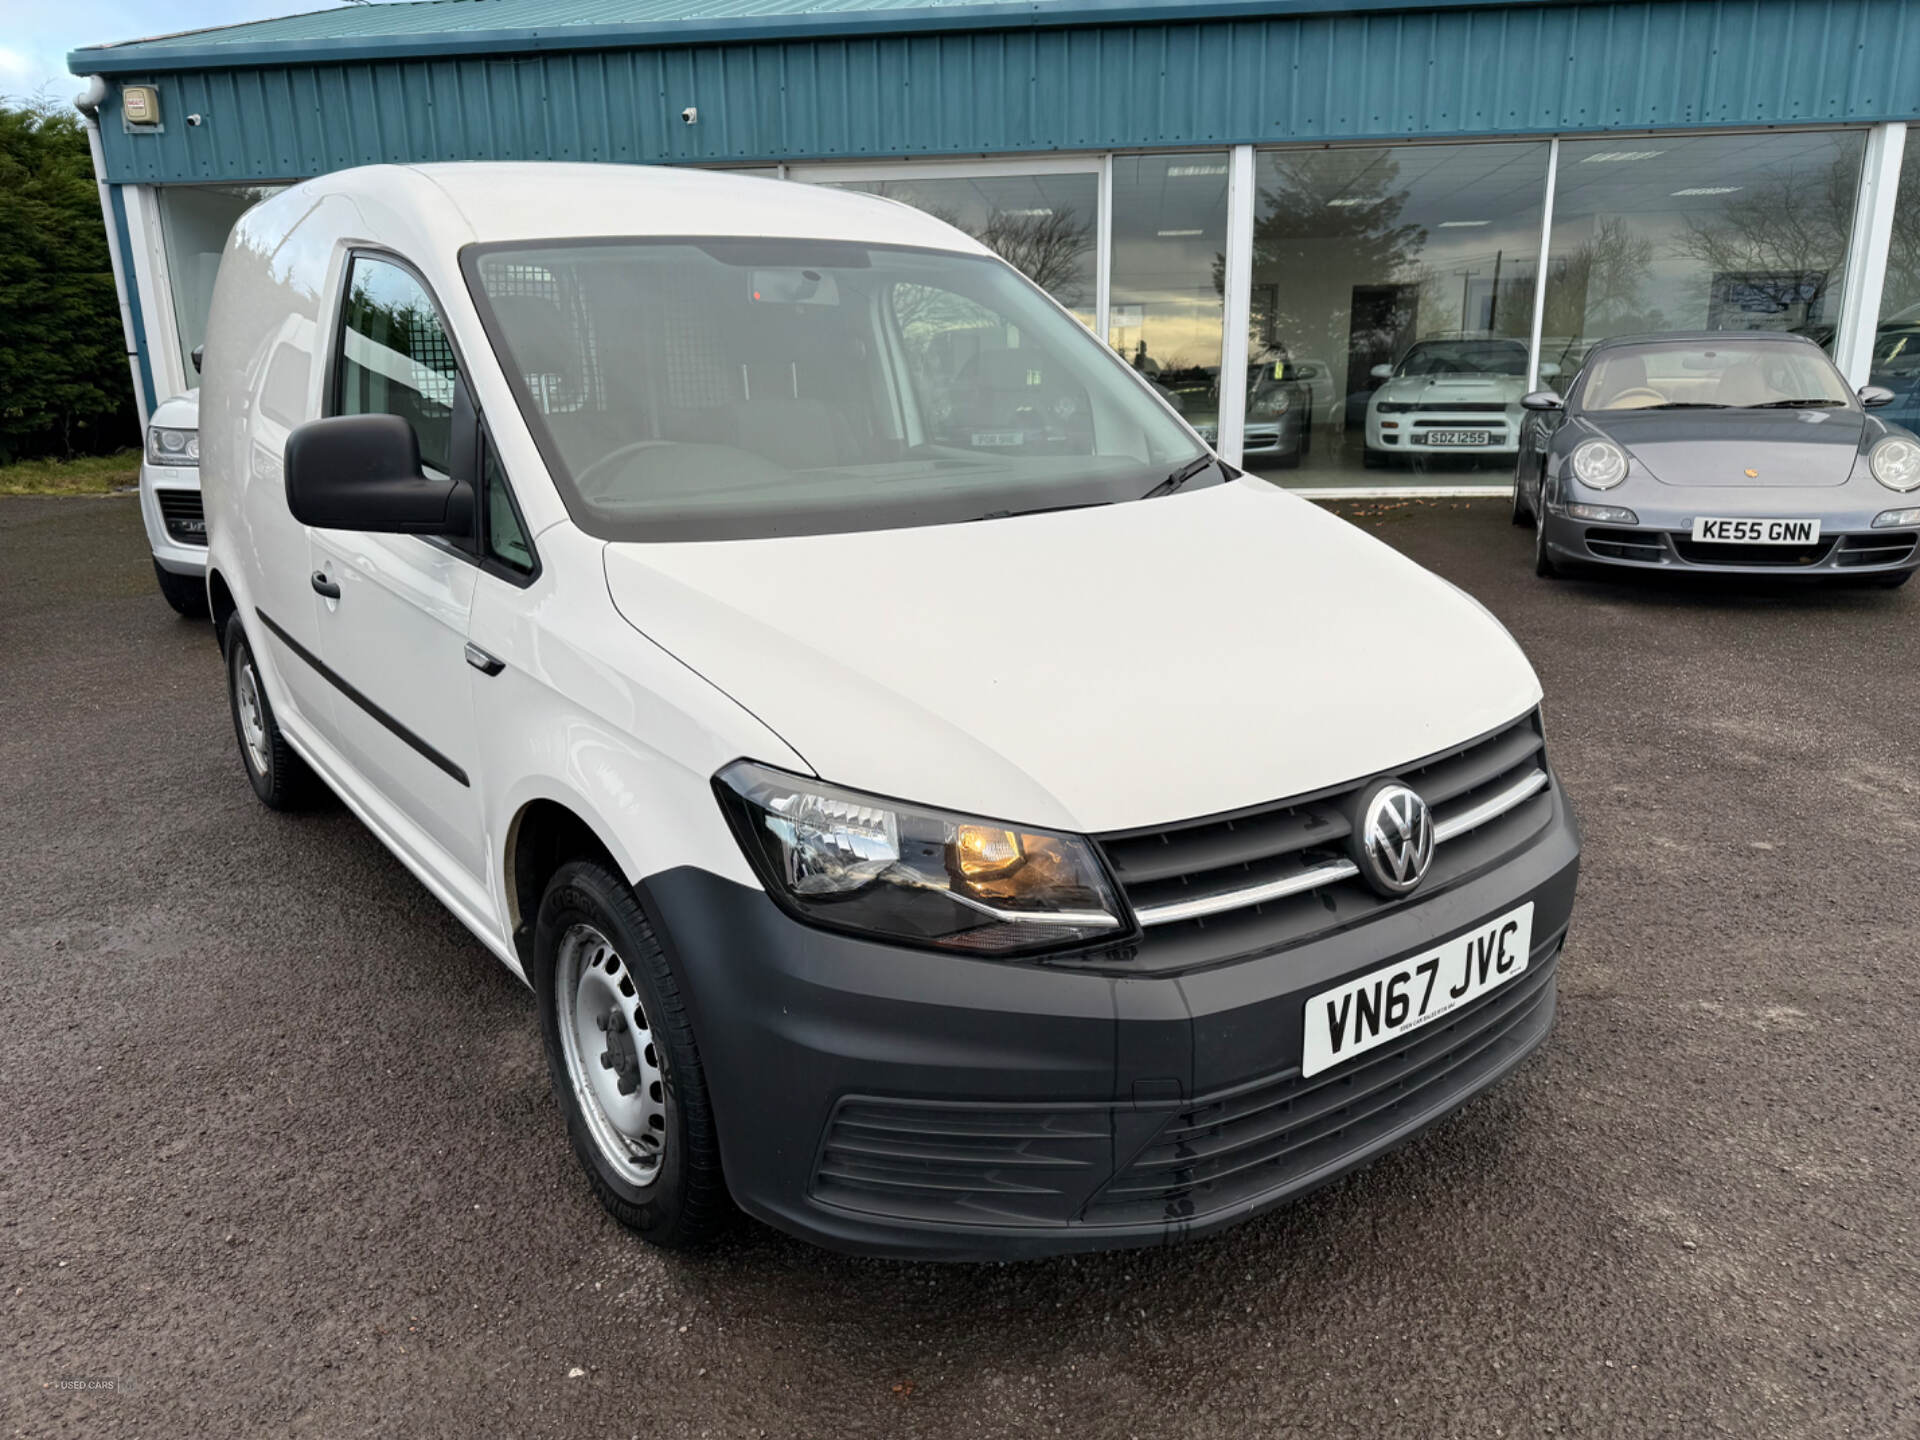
[1642,402,1729,409]
[1744,398,1846,408]
[1142,454,1220,500]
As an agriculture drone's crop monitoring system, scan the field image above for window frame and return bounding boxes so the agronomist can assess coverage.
[323,245,540,585]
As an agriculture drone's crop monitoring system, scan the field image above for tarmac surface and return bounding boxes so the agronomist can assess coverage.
[5,492,1917,1438]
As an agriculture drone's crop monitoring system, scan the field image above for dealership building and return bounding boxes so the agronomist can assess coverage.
[69,0,1920,491]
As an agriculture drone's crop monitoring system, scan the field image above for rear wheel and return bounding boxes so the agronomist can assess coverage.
[154,561,208,618]
[223,613,318,809]
[532,860,728,1248]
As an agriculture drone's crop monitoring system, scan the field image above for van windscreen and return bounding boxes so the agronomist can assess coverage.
[462,238,1209,542]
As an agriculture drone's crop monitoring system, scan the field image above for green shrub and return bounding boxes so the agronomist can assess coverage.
[0,100,138,464]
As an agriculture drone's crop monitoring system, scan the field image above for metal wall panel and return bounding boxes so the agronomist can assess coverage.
[92,0,1920,185]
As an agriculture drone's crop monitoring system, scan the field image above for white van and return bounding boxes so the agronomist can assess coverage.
[201,163,1580,1259]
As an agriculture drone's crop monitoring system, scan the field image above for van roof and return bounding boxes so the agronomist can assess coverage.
[298,161,994,254]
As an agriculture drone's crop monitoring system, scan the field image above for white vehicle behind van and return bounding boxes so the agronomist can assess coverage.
[141,390,205,614]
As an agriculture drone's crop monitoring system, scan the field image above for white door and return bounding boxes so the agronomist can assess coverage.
[308,253,488,882]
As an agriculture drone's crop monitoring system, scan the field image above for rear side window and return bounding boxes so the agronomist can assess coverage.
[336,256,460,473]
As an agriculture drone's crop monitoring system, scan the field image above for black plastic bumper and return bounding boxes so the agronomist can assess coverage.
[641,783,1580,1260]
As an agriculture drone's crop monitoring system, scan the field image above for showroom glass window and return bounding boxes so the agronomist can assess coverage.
[1240,142,1550,485]
[157,184,285,383]
[1868,139,1920,432]
[1542,132,1867,389]
[1108,154,1231,443]
[820,173,1100,327]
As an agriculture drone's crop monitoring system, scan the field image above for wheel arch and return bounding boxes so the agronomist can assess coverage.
[503,792,638,968]
[207,567,238,645]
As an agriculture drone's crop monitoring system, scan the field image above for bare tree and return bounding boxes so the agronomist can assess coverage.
[1671,156,1855,321]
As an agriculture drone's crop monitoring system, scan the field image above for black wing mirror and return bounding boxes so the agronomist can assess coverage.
[1520,390,1565,412]
[1859,384,1896,409]
[191,344,203,375]
[285,414,474,535]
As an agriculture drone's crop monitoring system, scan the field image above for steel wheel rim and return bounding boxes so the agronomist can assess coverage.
[235,656,271,776]
[555,922,668,1187]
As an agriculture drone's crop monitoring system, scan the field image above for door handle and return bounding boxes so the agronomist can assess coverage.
[464,643,505,677]
[311,571,340,600]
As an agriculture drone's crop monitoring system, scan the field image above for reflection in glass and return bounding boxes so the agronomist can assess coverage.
[822,173,1098,325]
[1108,154,1231,441]
[1868,142,1920,430]
[1542,132,1867,386]
[1242,143,1549,484]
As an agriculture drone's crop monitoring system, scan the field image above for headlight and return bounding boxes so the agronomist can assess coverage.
[1571,438,1628,490]
[1249,388,1291,418]
[715,760,1125,955]
[146,425,199,467]
[1869,436,1920,491]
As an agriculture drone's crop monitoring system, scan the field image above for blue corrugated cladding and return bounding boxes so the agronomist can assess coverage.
[95,0,1920,184]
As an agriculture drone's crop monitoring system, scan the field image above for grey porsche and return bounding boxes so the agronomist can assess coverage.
[1511,331,1920,587]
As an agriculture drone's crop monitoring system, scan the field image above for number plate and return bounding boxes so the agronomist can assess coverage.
[1690,517,1821,544]
[1424,429,1493,446]
[1301,903,1534,1079]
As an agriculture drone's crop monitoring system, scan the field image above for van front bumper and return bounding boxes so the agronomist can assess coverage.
[642,784,1579,1261]
[139,461,207,576]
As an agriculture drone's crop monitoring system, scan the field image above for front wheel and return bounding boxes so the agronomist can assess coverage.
[1510,466,1533,526]
[154,560,208,617]
[532,861,728,1248]
[1534,511,1559,578]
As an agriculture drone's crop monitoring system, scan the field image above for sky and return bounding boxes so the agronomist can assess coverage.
[0,0,342,104]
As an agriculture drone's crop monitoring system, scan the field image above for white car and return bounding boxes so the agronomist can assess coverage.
[201,162,1581,1260]
[1364,337,1556,468]
[140,390,206,614]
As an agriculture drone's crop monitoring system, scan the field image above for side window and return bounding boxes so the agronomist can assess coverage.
[336,256,459,473]
[483,444,535,575]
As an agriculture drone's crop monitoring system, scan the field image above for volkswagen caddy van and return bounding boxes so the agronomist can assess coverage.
[199,164,1580,1259]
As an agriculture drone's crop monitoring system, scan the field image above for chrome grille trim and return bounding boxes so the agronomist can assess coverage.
[1132,765,1550,928]
[1432,767,1549,844]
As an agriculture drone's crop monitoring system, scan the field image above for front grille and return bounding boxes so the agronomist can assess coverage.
[1835,530,1919,567]
[1084,947,1559,1224]
[1413,403,1509,415]
[1672,534,1834,567]
[810,1098,1108,1225]
[1584,527,1668,563]
[1095,714,1552,975]
[156,490,206,545]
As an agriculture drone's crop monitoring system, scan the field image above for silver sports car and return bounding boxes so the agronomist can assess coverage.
[1512,332,1920,587]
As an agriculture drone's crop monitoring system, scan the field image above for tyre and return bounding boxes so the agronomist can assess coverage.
[154,560,209,617]
[1362,447,1389,470]
[223,613,318,809]
[1509,467,1532,526]
[1873,570,1913,589]
[532,860,728,1248]
[1534,512,1559,578]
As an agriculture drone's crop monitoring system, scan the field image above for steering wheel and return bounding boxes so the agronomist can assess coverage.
[1604,387,1667,408]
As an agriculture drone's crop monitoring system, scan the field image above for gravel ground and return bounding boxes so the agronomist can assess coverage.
[4,492,1917,1438]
